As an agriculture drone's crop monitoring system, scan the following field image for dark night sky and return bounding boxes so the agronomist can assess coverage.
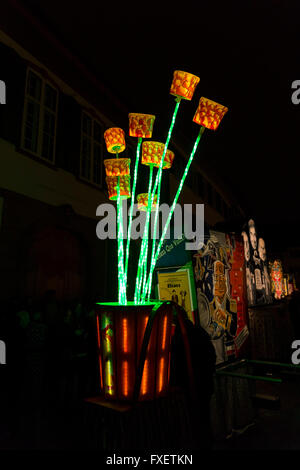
[9,1,300,248]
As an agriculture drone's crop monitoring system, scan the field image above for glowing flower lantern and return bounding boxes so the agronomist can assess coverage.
[97,70,229,404]
[104,158,130,177]
[141,141,175,169]
[137,193,158,212]
[104,127,126,153]
[106,175,131,200]
[125,114,156,286]
[170,70,200,101]
[193,97,228,131]
[129,113,156,138]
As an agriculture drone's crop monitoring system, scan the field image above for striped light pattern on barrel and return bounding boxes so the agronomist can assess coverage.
[95,302,174,401]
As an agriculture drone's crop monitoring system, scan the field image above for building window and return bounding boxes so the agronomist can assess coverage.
[80,112,103,186]
[22,68,58,162]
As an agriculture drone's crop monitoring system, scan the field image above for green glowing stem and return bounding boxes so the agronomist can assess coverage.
[140,168,156,302]
[134,164,154,304]
[116,179,122,304]
[134,166,154,303]
[117,177,126,305]
[124,138,142,287]
[144,99,181,301]
[146,126,205,300]
[151,100,181,203]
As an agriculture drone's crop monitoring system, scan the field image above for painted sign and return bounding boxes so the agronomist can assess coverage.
[242,219,272,306]
[193,230,248,364]
[157,269,194,323]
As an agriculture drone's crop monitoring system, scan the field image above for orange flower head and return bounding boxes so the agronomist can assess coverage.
[193,97,228,130]
[104,127,126,153]
[106,175,131,200]
[142,141,174,169]
[104,158,131,177]
[137,193,158,212]
[129,113,156,138]
[170,70,200,101]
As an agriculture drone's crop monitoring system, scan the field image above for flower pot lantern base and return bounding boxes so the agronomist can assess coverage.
[95,301,195,403]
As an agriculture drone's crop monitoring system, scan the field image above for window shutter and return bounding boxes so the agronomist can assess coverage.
[0,43,26,145]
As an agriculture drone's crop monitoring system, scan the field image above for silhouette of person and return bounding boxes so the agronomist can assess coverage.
[170,306,216,449]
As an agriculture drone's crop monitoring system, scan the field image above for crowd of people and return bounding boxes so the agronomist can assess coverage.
[0,290,99,448]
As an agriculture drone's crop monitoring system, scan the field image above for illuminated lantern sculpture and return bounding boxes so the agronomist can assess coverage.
[283,275,289,297]
[106,175,131,200]
[141,141,175,169]
[129,113,155,138]
[193,97,228,131]
[170,70,200,101]
[104,158,130,176]
[98,70,228,402]
[137,193,158,211]
[104,127,126,153]
[270,259,284,300]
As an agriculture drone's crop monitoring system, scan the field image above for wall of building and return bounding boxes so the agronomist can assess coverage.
[0,188,114,302]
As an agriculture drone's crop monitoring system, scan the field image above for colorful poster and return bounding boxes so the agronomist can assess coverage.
[155,231,198,323]
[157,269,194,323]
[242,219,272,306]
[193,230,248,364]
[226,233,249,357]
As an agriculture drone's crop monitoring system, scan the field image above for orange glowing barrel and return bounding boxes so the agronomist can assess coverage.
[170,70,200,101]
[193,97,228,130]
[106,175,131,200]
[155,312,173,397]
[137,193,158,212]
[104,158,131,177]
[129,113,156,138]
[104,127,126,153]
[95,301,174,402]
[141,141,175,169]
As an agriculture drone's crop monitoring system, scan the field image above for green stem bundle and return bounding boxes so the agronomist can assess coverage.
[145,126,205,300]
